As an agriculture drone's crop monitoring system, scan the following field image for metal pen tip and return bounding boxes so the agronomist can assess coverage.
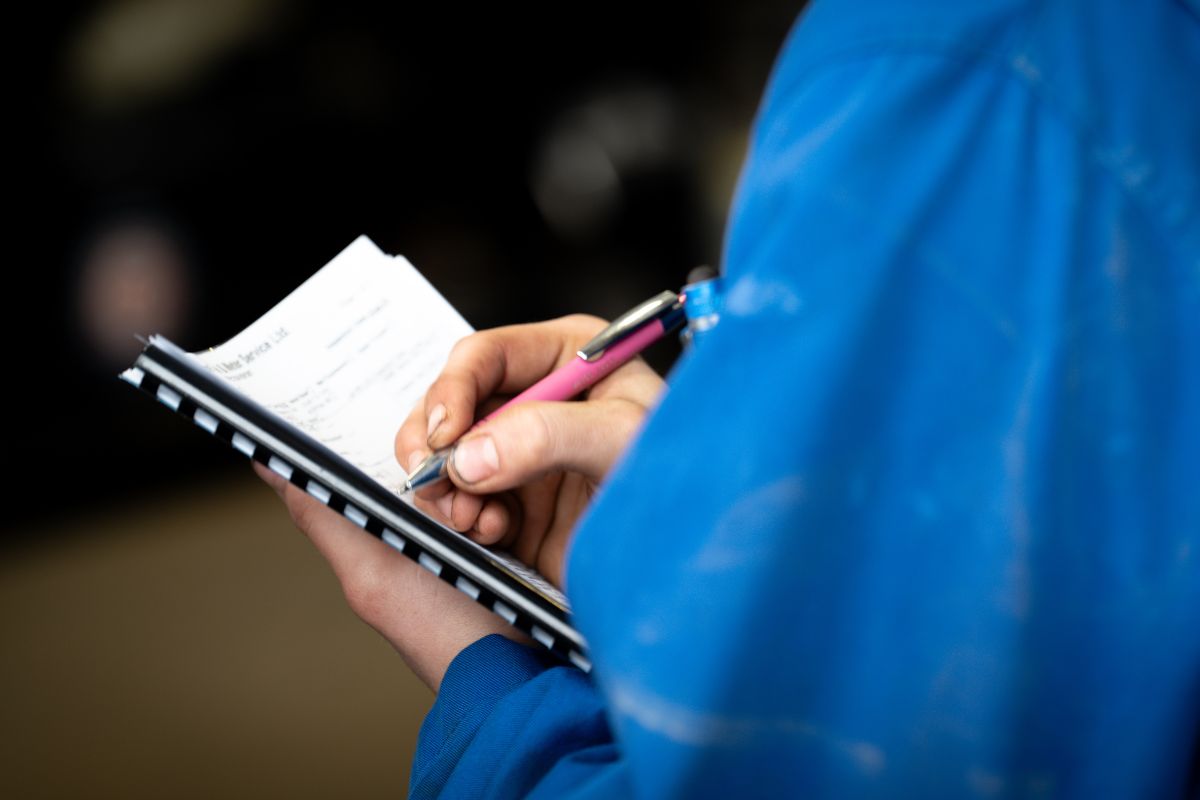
[403,448,451,493]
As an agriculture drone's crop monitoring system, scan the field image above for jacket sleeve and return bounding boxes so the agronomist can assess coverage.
[409,634,629,799]
[563,6,1200,798]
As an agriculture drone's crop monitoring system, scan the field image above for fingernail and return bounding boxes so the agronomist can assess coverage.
[436,491,454,520]
[407,451,426,472]
[453,435,499,484]
[426,404,447,444]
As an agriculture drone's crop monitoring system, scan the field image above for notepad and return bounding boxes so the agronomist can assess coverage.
[121,236,589,670]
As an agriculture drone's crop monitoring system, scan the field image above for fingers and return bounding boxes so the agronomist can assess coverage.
[410,484,519,547]
[250,462,524,691]
[438,487,484,532]
[395,315,611,535]
[394,315,660,490]
[475,496,514,542]
[420,315,608,450]
[396,408,449,500]
[447,397,645,495]
[253,459,448,613]
[254,464,388,586]
[253,460,287,495]
[391,313,662,552]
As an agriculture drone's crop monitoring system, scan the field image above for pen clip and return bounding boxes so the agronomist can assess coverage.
[577,289,683,362]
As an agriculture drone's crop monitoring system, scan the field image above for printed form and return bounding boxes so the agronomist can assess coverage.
[192,236,472,495]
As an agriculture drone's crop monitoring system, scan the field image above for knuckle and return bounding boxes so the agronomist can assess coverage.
[613,399,646,437]
[562,313,607,334]
[521,405,557,464]
[447,331,493,365]
[451,509,479,533]
[448,491,476,527]
[447,332,476,357]
[424,372,454,402]
[437,335,497,400]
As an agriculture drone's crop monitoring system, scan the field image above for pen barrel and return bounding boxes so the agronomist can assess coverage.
[483,319,666,421]
[406,318,667,492]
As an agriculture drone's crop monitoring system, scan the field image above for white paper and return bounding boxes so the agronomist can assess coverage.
[191,236,472,495]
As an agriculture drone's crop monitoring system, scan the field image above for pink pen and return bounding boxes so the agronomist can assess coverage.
[403,290,685,492]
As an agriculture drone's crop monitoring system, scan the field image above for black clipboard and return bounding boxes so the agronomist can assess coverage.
[122,335,590,671]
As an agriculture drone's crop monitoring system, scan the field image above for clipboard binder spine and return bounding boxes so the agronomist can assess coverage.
[122,364,592,673]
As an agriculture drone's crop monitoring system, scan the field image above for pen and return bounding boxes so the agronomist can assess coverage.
[403,289,686,493]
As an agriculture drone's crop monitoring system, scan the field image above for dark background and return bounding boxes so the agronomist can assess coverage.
[5,2,801,795]
[15,0,801,538]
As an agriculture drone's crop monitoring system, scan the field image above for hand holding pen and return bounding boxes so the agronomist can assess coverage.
[394,291,684,588]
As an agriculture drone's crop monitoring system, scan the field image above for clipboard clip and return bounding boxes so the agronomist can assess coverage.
[577,289,684,362]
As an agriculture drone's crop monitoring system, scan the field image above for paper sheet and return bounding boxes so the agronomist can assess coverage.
[192,236,472,495]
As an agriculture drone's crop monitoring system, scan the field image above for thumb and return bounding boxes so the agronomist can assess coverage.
[446,399,644,493]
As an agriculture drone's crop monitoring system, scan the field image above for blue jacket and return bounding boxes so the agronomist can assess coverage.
[412,1,1200,796]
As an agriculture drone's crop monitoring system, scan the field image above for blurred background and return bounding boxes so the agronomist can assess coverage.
[5,1,801,795]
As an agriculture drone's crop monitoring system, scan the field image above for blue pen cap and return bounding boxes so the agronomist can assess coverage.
[681,267,723,348]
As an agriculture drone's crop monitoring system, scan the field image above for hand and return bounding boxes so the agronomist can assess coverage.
[253,461,523,692]
[396,315,665,588]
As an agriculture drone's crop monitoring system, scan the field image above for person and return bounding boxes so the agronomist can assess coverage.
[255,0,1200,795]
